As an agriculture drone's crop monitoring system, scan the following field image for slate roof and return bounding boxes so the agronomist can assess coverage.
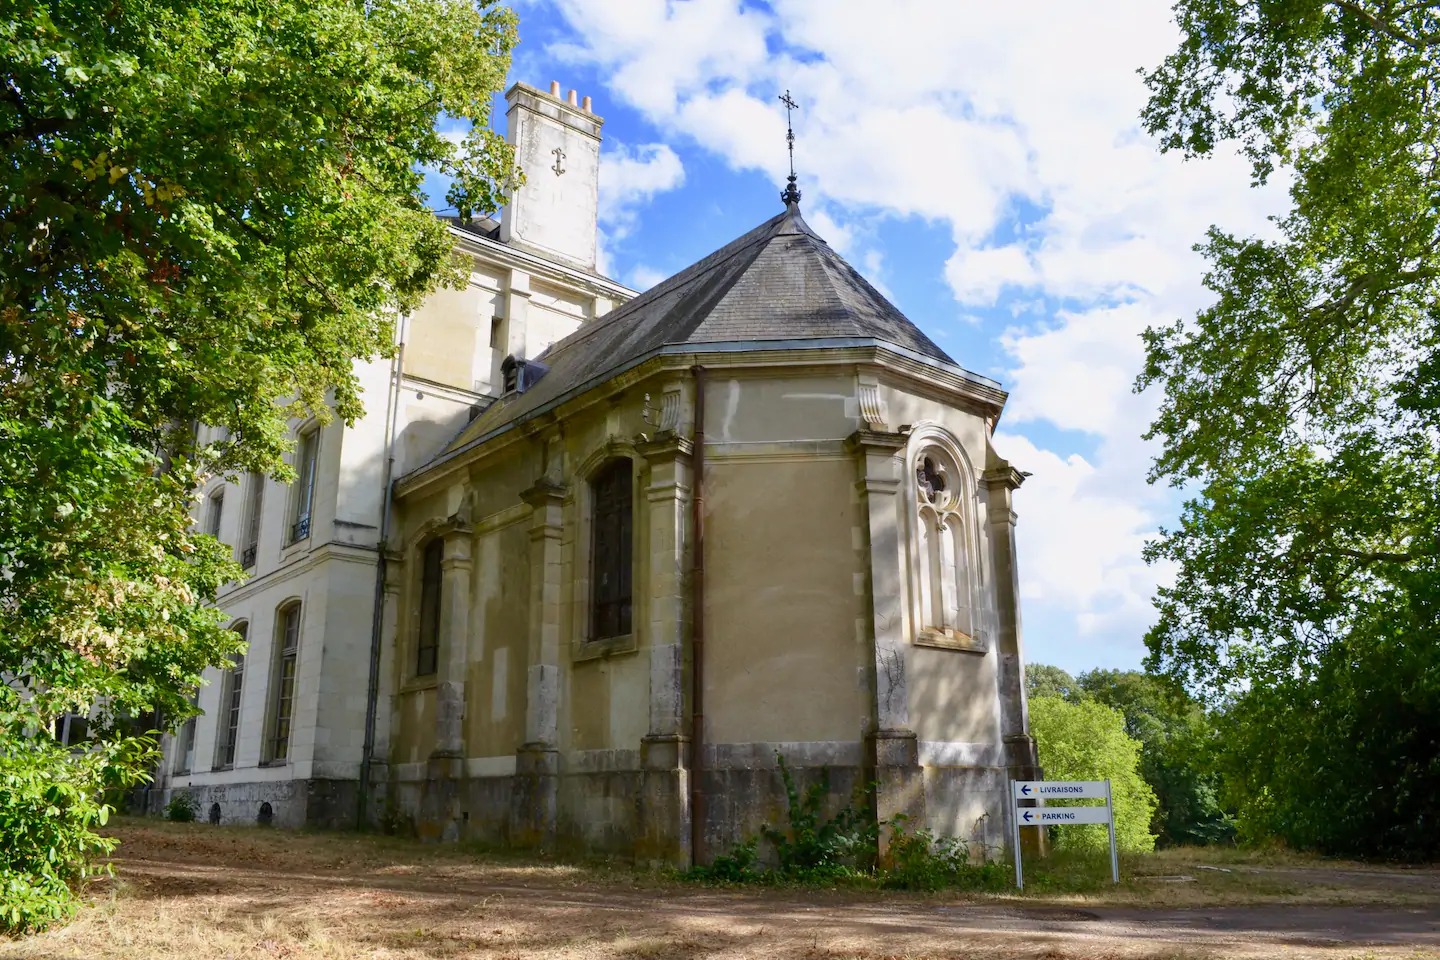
[439,214,501,241]
[446,202,959,452]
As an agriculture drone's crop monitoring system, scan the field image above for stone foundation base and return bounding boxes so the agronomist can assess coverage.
[158,741,1024,869]
[153,777,360,830]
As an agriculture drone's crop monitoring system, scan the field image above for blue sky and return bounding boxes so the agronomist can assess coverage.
[430,0,1288,675]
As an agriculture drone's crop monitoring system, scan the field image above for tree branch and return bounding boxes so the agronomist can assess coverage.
[1330,0,1440,50]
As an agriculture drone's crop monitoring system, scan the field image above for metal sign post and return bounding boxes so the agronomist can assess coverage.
[1011,779,1121,889]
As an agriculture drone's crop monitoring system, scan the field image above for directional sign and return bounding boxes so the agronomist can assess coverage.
[1015,806,1112,826]
[1013,780,1107,800]
[1011,778,1120,890]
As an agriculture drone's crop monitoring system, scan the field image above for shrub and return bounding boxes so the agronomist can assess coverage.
[879,814,1009,891]
[760,754,876,882]
[694,837,762,883]
[165,791,199,823]
[0,721,143,933]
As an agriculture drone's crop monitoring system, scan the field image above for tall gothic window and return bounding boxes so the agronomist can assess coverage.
[590,460,633,640]
[214,624,246,769]
[267,602,301,762]
[416,539,443,677]
[914,448,973,641]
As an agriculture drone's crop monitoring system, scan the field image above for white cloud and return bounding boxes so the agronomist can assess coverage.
[598,141,685,237]
[627,263,669,291]
[991,431,1173,648]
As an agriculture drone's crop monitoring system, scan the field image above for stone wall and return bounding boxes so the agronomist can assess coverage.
[153,777,359,831]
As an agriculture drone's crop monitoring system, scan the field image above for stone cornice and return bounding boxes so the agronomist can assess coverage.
[396,342,1009,501]
[446,227,634,302]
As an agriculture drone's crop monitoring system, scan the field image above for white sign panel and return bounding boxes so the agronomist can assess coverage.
[1011,778,1120,889]
[1013,780,1107,800]
[1015,806,1111,826]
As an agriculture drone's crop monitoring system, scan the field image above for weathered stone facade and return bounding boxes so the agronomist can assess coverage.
[381,203,1040,866]
[155,80,1040,867]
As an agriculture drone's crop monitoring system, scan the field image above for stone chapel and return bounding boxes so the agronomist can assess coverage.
[155,78,1040,866]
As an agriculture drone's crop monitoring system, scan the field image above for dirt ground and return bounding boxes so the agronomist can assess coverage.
[4,819,1439,960]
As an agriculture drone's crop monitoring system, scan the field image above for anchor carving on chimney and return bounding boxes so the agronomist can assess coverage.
[552,147,566,176]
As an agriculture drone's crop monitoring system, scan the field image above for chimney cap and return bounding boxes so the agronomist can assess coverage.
[549,80,561,97]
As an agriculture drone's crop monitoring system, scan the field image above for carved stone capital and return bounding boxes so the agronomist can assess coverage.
[636,434,693,464]
[520,476,567,508]
[983,465,1028,491]
[845,428,907,454]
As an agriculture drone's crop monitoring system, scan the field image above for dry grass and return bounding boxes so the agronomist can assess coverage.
[0,818,1436,960]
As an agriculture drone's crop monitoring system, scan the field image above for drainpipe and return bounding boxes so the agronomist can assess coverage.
[357,316,407,828]
[689,365,707,865]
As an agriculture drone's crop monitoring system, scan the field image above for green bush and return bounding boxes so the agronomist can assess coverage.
[691,754,1008,892]
[0,721,138,933]
[760,754,876,882]
[1029,695,1158,853]
[165,791,199,823]
[879,815,1009,891]
[695,837,762,883]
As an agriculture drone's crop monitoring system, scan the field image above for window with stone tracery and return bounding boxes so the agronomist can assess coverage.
[913,445,973,643]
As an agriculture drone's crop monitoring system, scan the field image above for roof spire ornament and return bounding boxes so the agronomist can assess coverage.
[779,89,801,206]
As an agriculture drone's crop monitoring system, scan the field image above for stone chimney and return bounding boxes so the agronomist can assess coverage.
[498,81,602,270]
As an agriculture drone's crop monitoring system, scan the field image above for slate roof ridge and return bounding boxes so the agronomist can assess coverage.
[529,205,805,361]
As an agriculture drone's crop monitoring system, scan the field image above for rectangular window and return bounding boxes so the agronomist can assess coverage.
[241,473,264,568]
[268,605,301,762]
[590,461,633,640]
[214,625,246,769]
[490,315,503,349]
[290,429,318,543]
[52,712,88,746]
[415,539,443,677]
[206,489,225,539]
[175,694,198,775]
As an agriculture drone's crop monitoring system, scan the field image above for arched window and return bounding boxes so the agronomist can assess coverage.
[589,460,633,640]
[289,426,319,543]
[913,445,974,643]
[267,602,301,762]
[214,622,246,770]
[205,488,225,539]
[415,539,443,677]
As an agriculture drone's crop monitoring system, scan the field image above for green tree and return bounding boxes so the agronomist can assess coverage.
[1077,670,1233,847]
[1025,663,1080,702]
[1,0,517,930]
[1028,696,1158,853]
[1137,2,1440,855]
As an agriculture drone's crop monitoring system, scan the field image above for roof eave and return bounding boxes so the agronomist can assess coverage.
[394,338,1006,500]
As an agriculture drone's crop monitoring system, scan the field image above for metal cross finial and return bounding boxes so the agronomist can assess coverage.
[779,89,801,206]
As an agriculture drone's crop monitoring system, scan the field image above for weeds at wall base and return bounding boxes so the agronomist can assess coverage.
[684,753,1011,892]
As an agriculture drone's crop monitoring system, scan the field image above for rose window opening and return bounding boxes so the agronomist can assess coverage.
[916,455,953,509]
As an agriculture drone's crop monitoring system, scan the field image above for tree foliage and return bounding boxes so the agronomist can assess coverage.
[1138,1,1440,854]
[1025,663,1080,702]
[1077,670,1233,847]
[1,0,517,930]
[1028,665,1231,847]
[1028,696,1158,853]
